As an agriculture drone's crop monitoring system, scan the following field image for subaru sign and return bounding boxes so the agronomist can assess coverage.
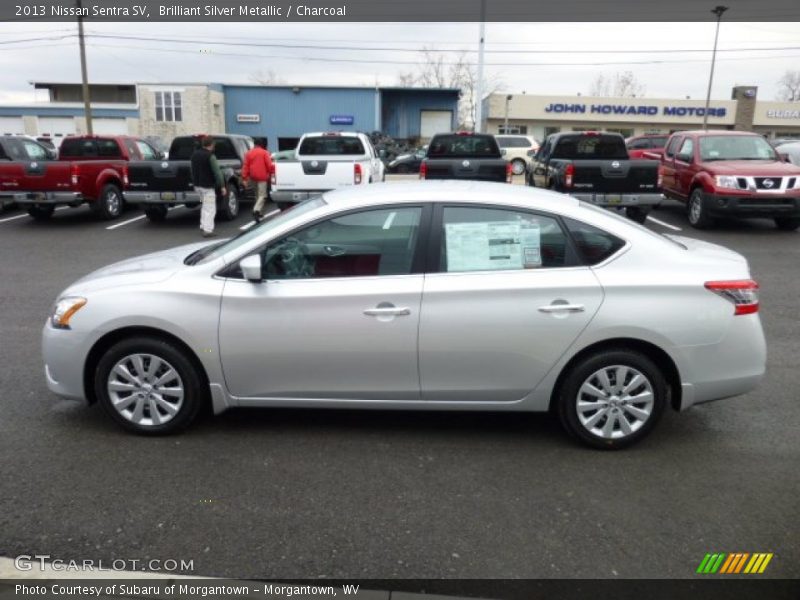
[330,115,354,125]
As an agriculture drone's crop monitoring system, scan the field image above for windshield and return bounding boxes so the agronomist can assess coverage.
[185,197,328,265]
[699,135,778,161]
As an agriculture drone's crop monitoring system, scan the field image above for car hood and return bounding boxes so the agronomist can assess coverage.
[700,160,800,176]
[62,241,214,295]
[666,235,748,265]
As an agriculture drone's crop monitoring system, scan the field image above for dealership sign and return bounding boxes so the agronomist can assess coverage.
[236,114,261,123]
[766,109,800,119]
[544,103,727,117]
[330,114,354,125]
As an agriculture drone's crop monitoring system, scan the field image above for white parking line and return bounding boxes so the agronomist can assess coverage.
[646,215,682,231]
[105,205,185,230]
[239,208,280,230]
[0,206,70,224]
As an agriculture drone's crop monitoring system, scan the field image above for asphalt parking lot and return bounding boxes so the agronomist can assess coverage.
[0,178,798,580]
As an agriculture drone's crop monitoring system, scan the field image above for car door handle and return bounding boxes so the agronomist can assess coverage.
[323,245,346,256]
[364,307,411,316]
[538,304,585,313]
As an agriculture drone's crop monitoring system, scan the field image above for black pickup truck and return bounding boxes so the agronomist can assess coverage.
[124,134,255,222]
[420,133,511,182]
[527,131,662,223]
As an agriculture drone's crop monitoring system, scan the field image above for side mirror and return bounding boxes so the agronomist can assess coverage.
[779,153,790,163]
[156,151,166,160]
[240,254,263,283]
[500,148,508,157]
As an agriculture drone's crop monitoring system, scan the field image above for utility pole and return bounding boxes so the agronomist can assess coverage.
[504,94,512,133]
[473,0,486,132]
[77,0,93,134]
[702,5,728,130]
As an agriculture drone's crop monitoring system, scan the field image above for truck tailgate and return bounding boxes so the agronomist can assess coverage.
[424,159,508,182]
[127,160,193,192]
[0,161,73,192]
[273,160,357,191]
[571,159,660,193]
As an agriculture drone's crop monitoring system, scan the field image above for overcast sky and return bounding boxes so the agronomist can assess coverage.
[1,21,799,103]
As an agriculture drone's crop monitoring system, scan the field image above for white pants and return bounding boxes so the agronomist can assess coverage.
[197,186,216,233]
[253,181,268,214]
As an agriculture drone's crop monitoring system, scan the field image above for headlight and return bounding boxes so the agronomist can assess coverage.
[715,175,741,190]
[51,297,87,329]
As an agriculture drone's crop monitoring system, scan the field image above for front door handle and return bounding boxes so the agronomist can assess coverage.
[538,304,585,313]
[364,307,411,317]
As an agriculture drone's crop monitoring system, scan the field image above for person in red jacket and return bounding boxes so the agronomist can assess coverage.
[242,136,274,222]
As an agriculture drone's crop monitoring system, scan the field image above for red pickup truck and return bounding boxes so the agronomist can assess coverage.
[0,135,163,220]
[660,130,800,230]
[625,134,669,160]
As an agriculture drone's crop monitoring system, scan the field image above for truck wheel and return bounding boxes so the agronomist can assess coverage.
[774,217,800,231]
[217,184,239,221]
[93,184,124,220]
[27,205,55,221]
[511,159,526,176]
[396,164,410,174]
[625,206,650,224]
[144,205,169,222]
[687,188,714,229]
[276,202,292,211]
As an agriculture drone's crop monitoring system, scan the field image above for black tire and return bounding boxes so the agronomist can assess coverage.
[27,205,55,221]
[556,348,667,450]
[774,217,800,231]
[276,202,293,211]
[217,183,239,221]
[144,205,169,222]
[625,206,650,224]
[687,188,714,229]
[94,336,206,435]
[92,183,124,220]
[511,158,526,176]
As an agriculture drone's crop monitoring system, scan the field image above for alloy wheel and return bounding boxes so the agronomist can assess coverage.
[107,353,185,427]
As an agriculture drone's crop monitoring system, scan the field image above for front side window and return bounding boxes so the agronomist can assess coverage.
[22,140,48,160]
[677,138,694,162]
[260,207,422,280]
[664,136,683,158]
[440,207,572,272]
[136,141,157,160]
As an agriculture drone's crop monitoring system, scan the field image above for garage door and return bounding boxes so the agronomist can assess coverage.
[37,117,76,143]
[92,118,128,135]
[0,116,25,135]
[420,110,453,139]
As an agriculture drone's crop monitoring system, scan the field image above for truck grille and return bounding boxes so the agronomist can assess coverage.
[754,177,783,190]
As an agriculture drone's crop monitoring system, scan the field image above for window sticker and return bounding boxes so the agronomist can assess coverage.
[445,219,542,271]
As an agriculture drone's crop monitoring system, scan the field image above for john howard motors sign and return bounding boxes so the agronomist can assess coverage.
[544,103,727,117]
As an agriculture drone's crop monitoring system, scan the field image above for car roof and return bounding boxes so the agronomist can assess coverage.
[676,130,762,137]
[302,131,363,137]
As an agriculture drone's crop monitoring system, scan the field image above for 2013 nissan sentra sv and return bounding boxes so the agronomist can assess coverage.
[42,181,766,449]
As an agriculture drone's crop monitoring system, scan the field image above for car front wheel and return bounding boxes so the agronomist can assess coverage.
[774,217,800,231]
[688,188,714,229]
[27,205,55,221]
[557,349,667,449]
[94,337,205,435]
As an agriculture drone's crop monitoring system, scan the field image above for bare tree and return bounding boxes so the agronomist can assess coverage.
[248,69,286,85]
[776,70,800,101]
[589,71,645,97]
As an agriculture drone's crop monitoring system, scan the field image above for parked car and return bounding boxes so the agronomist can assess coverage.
[42,181,766,449]
[125,134,254,222]
[0,135,161,220]
[495,134,539,175]
[527,131,662,223]
[769,138,800,148]
[272,149,296,162]
[626,134,669,159]
[0,135,58,210]
[270,131,385,210]
[387,147,426,174]
[421,132,511,182]
[776,141,800,166]
[660,130,800,230]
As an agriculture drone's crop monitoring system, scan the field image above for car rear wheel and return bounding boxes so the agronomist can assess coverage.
[687,188,714,229]
[557,349,667,450]
[625,206,650,224]
[93,184,124,220]
[511,159,526,176]
[144,205,169,222]
[95,337,205,435]
[27,205,55,221]
[774,217,800,231]
[217,184,239,221]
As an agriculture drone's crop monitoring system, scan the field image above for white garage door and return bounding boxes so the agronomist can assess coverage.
[0,116,25,135]
[420,110,453,139]
[91,118,128,135]
[37,117,76,142]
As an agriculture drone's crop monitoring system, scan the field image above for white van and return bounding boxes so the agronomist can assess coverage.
[495,135,540,176]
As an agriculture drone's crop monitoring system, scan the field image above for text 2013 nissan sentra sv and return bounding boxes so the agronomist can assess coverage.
[42,181,766,449]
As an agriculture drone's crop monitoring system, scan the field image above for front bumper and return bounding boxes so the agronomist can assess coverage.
[272,189,328,204]
[10,191,82,206]
[571,192,663,207]
[124,190,202,205]
[42,321,91,402]
[701,192,800,218]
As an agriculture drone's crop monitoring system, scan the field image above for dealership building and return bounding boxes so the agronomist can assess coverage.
[484,86,800,141]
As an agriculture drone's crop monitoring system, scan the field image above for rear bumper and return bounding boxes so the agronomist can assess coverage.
[9,191,82,205]
[571,192,663,207]
[700,192,800,218]
[124,190,201,204]
[272,190,328,204]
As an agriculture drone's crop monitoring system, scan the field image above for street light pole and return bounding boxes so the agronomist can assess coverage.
[473,0,486,132]
[77,0,93,135]
[504,94,512,133]
[702,5,728,130]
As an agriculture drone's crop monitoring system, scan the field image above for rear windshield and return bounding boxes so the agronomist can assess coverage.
[298,136,365,156]
[649,136,668,147]
[169,137,201,160]
[427,135,501,158]
[552,135,628,160]
[59,138,121,158]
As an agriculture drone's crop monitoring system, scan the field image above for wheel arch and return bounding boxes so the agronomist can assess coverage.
[550,337,682,412]
[83,326,211,406]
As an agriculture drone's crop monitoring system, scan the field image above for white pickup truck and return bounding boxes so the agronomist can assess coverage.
[270,131,385,208]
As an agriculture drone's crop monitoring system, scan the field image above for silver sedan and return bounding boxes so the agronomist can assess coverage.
[42,181,766,448]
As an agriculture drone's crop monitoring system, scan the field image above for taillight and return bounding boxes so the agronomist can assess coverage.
[705,280,759,315]
[419,162,427,180]
[657,164,664,188]
[564,163,575,189]
[70,163,79,186]
[354,163,362,185]
[270,168,276,186]
[505,161,513,183]
[121,165,129,187]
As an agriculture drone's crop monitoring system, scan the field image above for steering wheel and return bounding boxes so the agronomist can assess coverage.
[265,237,314,278]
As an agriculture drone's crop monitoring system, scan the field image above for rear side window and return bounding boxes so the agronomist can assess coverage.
[563,217,626,265]
[428,135,501,158]
[213,137,238,160]
[650,136,668,147]
[298,136,365,156]
[0,138,26,160]
[59,138,121,158]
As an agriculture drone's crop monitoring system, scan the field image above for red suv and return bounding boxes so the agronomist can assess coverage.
[660,130,800,230]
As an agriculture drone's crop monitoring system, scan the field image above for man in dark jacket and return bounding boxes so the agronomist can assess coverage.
[190,136,226,237]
